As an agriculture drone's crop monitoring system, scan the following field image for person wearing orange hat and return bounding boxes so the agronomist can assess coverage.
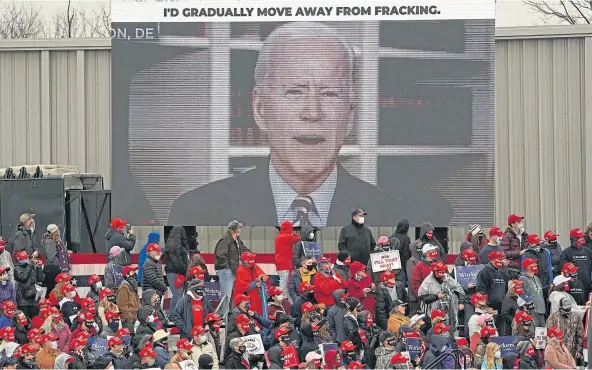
[232,252,270,316]
[475,249,509,331]
[544,326,576,370]
[479,227,505,264]
[105,217,136,266]
[561,227,592,297]
[499,213,528,277]
[35,332,60,369]
[519,257,546,327]
[13,249,44,319]
[521,233,553,295]
[417,261,465,335]
[141,243,167,296]
[190,326,219,369]
[345,261,376,315]
[117,264,140,332]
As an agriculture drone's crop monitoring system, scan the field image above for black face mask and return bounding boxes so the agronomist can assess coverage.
[154,296,161,306]
[306,264,314,271]
[482,337,489,345]
[485,320,495,328]
[345,351,356,359]
[194,287,204,297]
[560,307,571,316]
[522,321,533,328]
[279,336,289,345]
[306,291,314,299]
[238,345,246,354]
[107,295,116,303]
[524,303,534,312]
[386,338,397,346]
[85,321,95,327]
[108,320,120,331]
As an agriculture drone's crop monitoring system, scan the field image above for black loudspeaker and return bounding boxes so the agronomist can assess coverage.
[415,227,449,253]
[0,178,65,247]
[66,190,111,253]
[164,226,198,251]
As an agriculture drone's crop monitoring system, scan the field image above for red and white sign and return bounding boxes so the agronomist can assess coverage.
[370,250,401,272]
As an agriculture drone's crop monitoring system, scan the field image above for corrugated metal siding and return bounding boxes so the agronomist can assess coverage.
[1,27,592,253]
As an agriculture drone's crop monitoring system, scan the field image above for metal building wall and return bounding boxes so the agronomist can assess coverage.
[1,26,592,254]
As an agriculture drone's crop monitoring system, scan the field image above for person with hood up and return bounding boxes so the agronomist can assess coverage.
[105,217,136,266]
[543,230,563,278]
[387,300,409,334]
[142,289,169,330]
[374,331,399,369]
[313,257,345,307]
[214,220,250,316]
[292,225,321,270]
[333,251,351,282]
[298,322,319,361]
[500,280,524,336]
[104,246,126,291]
[135,306,157,339]
[454,245,479,338]
[544,326,576,370]
[42,306,70,352]
[288,256,317,302]
[10,214,38,262]
[141,243,167,296]
[375,271,397,330]
[35,332,60,369]
[500,214,528,279]
[225,337,248,369]
[327,289,348,344]
[547,297,583,359]
[410,222,445,257]
[346,262,375,315]
[104,336,129,369]
[521,234,553,294]
[233,252,270,316]
[418,261,465,332]
[476,250,509,329]
[18,343,39,369]
[421,334,454,369]
[410,243,440,313]
[343,297,361,339]
[514,341,538,369]
[170,280,213,339]
[117,265,140,331]
[560,227,592,297]
[276,221,302,297]
[324,350,344,370]
[0,240,14,283]
[189,326,218,369]
[86,274,102,304]
[138,232,160,283]
[292,282,315,324]
[13,250,43,318]
[338,208,376,265]
[0,298,14,329]
[479,227,505,264]
[124,334,153,369]
[388,219,412,284]
[41,224,71,296]
[519,257,546,327]
[164,226,190,313]
[549,274,589,317]
[151,329,172,368]
[558,262,586,305]
[467,224,488,252]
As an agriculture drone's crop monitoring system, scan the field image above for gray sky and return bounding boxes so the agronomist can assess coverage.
[3,0,569,29]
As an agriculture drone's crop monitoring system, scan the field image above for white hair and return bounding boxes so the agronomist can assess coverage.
[253,22,355,100]
[229,337,242,348]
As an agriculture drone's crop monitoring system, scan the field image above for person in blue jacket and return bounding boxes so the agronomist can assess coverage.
[138,232,161,283]
[521,234,553,295]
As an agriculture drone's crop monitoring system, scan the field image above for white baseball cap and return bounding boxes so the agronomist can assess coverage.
[422,244,438,254]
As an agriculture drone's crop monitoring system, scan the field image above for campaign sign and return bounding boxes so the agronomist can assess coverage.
[240,334,265,355]
[89,337,108,356]
[204,281,221,301]
[454,265,484,287]
[281,345,299,368]
[111,265,124,286]
[406,337,422,360]
[370,250,402,272]
[490,336,517,356]
[535,327,547,349]
[319,343,338,363]
[302,242,323,260]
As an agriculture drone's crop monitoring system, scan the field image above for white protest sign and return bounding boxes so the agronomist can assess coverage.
[370,250,401,272]
[535,327,547,349]
[240,334,265,355]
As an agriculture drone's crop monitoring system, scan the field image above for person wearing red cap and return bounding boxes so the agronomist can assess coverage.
[478,227,505,264]
[266,286,289,321]
[138,344,159,368]
[499,280,524,336]
[410,242,442,315]
[58,283,81,327]
[375,271,401,331]
[560,227,592,298]
[169,279,213,339]
[346,261,376,315]
[17,343,39,369]
[36,332,60,369]
[543,230,563,277]
[266,326,294,368]
[519,257,546,327]
[141,242,167,296]
[45,305,71,352]
[0,300,15,330]
[291,281,315,325]
[314,257,346,307]
[105,217,136,266]
[164,226,190,316]
[454,246,479,338]
[475,249,509,331]
[103,336,127,369]
[117,264,140,332]
[275,220,301,299]
[288,255,317,302]
[204,312,223,360]
[417,261,465,335]
[555,262,587,306]
[544,326,576,370]
[226,294,271,338]
[13,249,44,319]
[499,214,528,276]
[86,274,102,304]
[521,233,553,295]
[472,326,498,368]
[225,314,252,363]
[232,252,270,316]
[190,326,219,369]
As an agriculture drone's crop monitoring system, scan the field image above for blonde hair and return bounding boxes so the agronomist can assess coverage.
[52,282,66,303]
[484,342,499,369]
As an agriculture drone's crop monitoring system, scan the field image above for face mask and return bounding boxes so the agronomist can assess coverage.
[279,336,289,345]
[569,273,577,279]
[576,238,586,247]
[194,287,204,297]
[426,251,439,259]
[344,258,351,265]
[354,273,365,281]
[85,321,95,327]
[238,345,246,354]
[147,359,155,367]
[426,231,433,240]
[560,307,571,316]
[524,303,534,312]
[107,295,116,303]
[94,282,103,290]
[308,232,314,240]
[18,318,28,326]
[517,224,525,234]
[345,351,355,359]
[212,321,222,331]
[482,337,490,345]
[199,335,208,343]
[533,245,541,251]
[514,286,525,295]
[485,320,495,328]
[52,316,61,324]
[306,291,314,299]
[0,274,8,281]
[154,295,161,307]
[306,264,314,271]
[153,254,161,261]
[530,265,539,273]
[434,271,446,279]
[386,338,397,346]
[147,315,155,323]
[239,324,250,332]
[367,317,374,326]
[522,320,533,328]
[525,347,535,357]
[564,283,570,292]
[244,302,251,310]
[492,259,504,269]
[51,341,58,349]
[20,259,29,265]
[108,320,119,331]
[549,240,558,246]
[494,350,501,358]
[358,217,364,224]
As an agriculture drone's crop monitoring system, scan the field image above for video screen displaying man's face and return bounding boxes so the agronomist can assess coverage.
[111,19,495,227]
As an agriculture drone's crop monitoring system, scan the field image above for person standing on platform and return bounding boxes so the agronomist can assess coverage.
[105,218,136,266]
[500,214,528,279]
[338,208,376,265]
[275,220,301,299]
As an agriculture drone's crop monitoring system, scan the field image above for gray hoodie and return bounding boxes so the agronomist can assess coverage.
[327,289,348,343]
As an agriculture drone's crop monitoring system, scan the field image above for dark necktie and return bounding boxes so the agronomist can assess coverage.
[291,195,315,227]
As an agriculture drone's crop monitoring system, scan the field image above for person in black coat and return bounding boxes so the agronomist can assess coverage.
[59,283,80,327]
[543,230,562,278]
[13,310,31,344]
[13,251,44,318]
[560,228,592,297]
[343,297,361,338]
[225,338,248,369]
[141,244,167,296]
[104,218,136,266]
[389,219,412,284]
[338,209,376,265]
[164,226,190,312]
[267,327,291,369]
[298,322,319,361]
[500,279,523,336]
[355,311,380,368]
[291,281,314,326]
[134,306,156,339]
[375,271,395,331]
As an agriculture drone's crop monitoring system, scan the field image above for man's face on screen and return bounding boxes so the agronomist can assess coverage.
[253,37,354,188]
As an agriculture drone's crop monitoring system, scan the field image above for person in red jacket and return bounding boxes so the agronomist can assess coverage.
[411,243,440,298]
[275,221,301,301]
[314,257,345,307]
[233,252,270,316]
[345,262,376,315]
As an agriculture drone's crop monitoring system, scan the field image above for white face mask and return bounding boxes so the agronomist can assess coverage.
[51,341,58,349]
[95,282,103,289]
[308,232,314,240]
[358,217,365,224]
[517,223,524,234]
[153,254,161,261]
[494,350,501,358]
[147,315,155,323]
[200,335,208,343]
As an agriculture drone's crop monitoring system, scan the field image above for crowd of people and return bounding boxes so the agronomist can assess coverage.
[0,210,590,369]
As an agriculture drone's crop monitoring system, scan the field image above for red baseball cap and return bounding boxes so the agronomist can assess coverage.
[570,228,585,239]
[349,361,364,369]
[471,293,488,306]
[99,288,115,300]
[60,283,76,295]
[527,234,541,245]
[87,275,101,285]
[108,336,123,347]
[515,311,533,323]
[205,313,222,322]
[72,336,89,347]
[430,261,447,272]
[79,311,95,321]
[235,314,250,325]
[480,326,497,337]
[433,322,450,334]
[299,281,314,292]
[461,248,477,262]
[340,340,356,352]
[146,243,161,253]
[189,266,206,278]
[15,251,28,261]
[177,338,193,351]
[430,309,446,320]
[544,230,558,241]
[274,326,291,340]
[27,328,42,341]
[380,271,395,282]
[105,310,120,321]
[139,345,157,358]
[489,227,504,237]
[122,265,138,276]
[487,250,505,261]
[39,332,58,344]
[302,302,316,313]
[562,262,579,274]
[116,328,131,337]
[234,294,250,304]
[268,286,283,296]
[1,301,15,311]
[20,343,38,354]
[547,326,564,338]
[507,214,524,225]
[0,266,10,275]
[110,218,126,229]
[191,326,207,336]
[521,257,537,270]
[56,272,72,283]
[390,353,409,365]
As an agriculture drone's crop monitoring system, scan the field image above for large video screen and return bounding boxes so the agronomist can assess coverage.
[111,1,495,227]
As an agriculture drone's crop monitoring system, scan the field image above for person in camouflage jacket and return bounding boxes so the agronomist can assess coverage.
[546,298,583,358]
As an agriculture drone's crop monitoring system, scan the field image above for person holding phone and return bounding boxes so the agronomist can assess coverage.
[105,218,136,266]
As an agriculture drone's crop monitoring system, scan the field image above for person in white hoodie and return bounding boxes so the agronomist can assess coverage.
[0,240,13,283]
[549,274,590,318]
